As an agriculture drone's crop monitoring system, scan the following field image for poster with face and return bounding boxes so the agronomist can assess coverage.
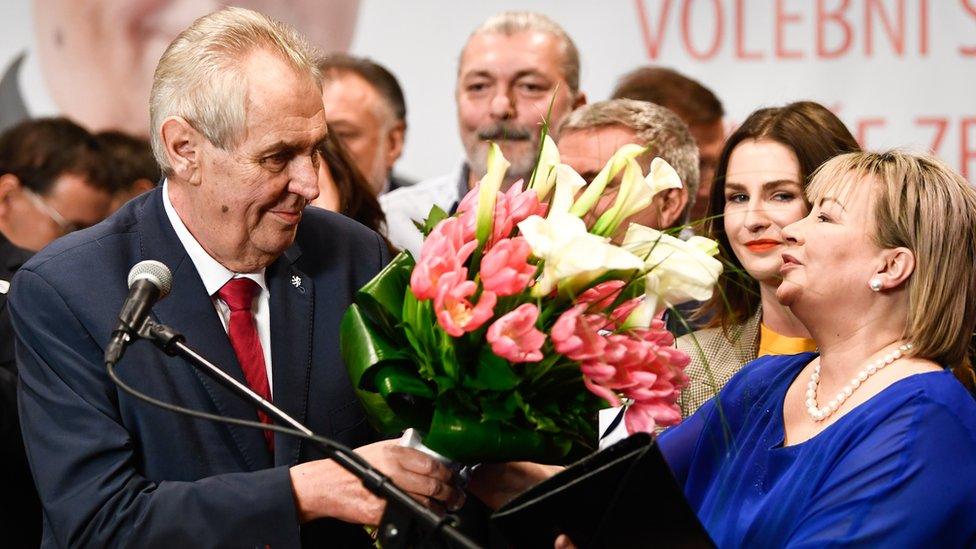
[0,1,360,136]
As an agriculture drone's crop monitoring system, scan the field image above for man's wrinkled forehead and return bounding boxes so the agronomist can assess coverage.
[457,30,568,82]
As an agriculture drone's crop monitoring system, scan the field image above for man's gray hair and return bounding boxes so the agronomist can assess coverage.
[149,7,322,174]
[560,99,701,219]
[465,11,581,94]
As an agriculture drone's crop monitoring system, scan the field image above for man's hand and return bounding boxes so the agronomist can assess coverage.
[289,439,465,525]
[467,461,563,510]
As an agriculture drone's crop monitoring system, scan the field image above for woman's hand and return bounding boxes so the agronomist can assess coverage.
[466,461,563,509]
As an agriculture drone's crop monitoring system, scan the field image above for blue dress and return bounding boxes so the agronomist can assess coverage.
[658,353,976,547]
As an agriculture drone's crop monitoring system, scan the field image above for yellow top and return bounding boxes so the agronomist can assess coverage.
[758,323,817,357]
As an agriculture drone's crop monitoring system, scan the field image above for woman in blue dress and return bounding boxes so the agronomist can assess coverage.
[657,150,976,547]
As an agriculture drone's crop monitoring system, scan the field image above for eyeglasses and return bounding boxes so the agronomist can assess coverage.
[23,188,78,234]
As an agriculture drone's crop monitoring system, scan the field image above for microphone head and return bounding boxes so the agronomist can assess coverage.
[127,260,173,298]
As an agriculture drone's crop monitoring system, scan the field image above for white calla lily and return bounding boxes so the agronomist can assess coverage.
[475,142,510,246]
[529,134,560,199]
[591,157,684,237]
[518,212,644,296]
[622,223,723,317]
[569,143,645,217]
[548,164,588,216]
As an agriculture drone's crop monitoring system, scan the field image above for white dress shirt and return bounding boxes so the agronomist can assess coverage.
[162,181,274,391]
[379,161,469,256]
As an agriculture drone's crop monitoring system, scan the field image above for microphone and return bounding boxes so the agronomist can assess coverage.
[104,260,173,364]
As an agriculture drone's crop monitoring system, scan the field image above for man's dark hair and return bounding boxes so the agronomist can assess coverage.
[96,131,161,194]
[318,54,407,122]
[611,66,724,127]
[0,117,108,194]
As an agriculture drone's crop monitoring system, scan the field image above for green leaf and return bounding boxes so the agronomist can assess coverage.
[421,205,450,237]
[432,375,457,394]
[355,251,414,338]
[462,348,520,391]
[481,392,519,422]
[422,404,556,464]
[369,363,434,429]
[402,290,436,377]
[437,330,461,380]
[339,305,411,434]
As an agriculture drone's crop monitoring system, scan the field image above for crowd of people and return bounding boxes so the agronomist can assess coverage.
[0,6,974,548]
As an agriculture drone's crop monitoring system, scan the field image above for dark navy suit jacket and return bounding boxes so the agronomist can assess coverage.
[10,188,388,547]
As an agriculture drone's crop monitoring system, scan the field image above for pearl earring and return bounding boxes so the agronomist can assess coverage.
[869,278,883,292]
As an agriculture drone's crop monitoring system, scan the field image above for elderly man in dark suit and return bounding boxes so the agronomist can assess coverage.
[10,8,461,547]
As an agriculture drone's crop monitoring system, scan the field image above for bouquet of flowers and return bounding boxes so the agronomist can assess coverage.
[340,136,722,465]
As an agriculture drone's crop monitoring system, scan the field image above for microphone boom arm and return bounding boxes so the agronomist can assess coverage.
[112,319,480,549]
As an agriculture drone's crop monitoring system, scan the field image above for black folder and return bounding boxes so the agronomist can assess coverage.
[491,433,714,548]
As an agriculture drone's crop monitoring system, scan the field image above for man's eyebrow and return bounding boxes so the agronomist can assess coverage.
[461,70,495,81]
[513,69,548,80]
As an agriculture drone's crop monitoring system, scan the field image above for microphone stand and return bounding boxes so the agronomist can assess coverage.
[130,319,480,549]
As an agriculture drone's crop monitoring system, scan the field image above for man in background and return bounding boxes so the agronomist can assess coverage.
[97,130,161,212]
[381,11,586,256]
[0,118,112,253]
[0,116,110,546]
[557,99,699,240]
[559,99,702,335]
[611,67,724,224]
[319,54,411,196]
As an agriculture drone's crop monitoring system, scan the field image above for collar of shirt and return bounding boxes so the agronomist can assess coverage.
[161,179,267,296]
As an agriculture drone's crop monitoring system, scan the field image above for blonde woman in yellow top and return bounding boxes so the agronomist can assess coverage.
[678,102,861,415]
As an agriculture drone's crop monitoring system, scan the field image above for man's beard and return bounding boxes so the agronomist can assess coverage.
[464,122,539,185]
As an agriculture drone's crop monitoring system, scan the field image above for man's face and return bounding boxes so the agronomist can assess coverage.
[7,173,112,251]
[32,0,360,137]
[689,120,725,221]
[322,71,401,195]
[174,51,323,272]
[456,30,579,184]
[559,125,687,240]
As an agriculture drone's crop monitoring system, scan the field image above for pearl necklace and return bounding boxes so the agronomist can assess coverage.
[806,343,914,422]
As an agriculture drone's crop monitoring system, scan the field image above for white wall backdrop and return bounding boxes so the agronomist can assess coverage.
[2,0,974,182]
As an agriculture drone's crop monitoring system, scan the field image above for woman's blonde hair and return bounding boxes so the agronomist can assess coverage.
[808,151,976,389]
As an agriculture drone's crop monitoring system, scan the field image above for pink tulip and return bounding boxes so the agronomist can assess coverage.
[434,271,497,337]
[481,237,536,296]
[458,181,546,251]
[504,180,547,225]
[411,217,477,301]
[625,400,682,433]
[486,304,546,363]
[583,376,620,406]
[577,280,626,310]
[551,305,607,361]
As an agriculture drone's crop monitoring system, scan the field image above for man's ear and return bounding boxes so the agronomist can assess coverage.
[385,119,406,168]
[655,187,689,229]
[0,174,22,218]
[160,117,204,185]
[572,91,587,110]
[874,247,916,291]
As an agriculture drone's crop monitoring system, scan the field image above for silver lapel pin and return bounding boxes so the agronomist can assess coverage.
[290,275,302,288]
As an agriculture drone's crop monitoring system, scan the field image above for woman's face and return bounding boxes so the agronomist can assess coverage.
[723,139,808,285]
[776,179,882,310]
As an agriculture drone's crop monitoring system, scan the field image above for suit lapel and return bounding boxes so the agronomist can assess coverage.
[137,188,273,471]
[267,243,313,466]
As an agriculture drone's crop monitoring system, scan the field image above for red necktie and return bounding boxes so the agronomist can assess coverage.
[217,278,274,452]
